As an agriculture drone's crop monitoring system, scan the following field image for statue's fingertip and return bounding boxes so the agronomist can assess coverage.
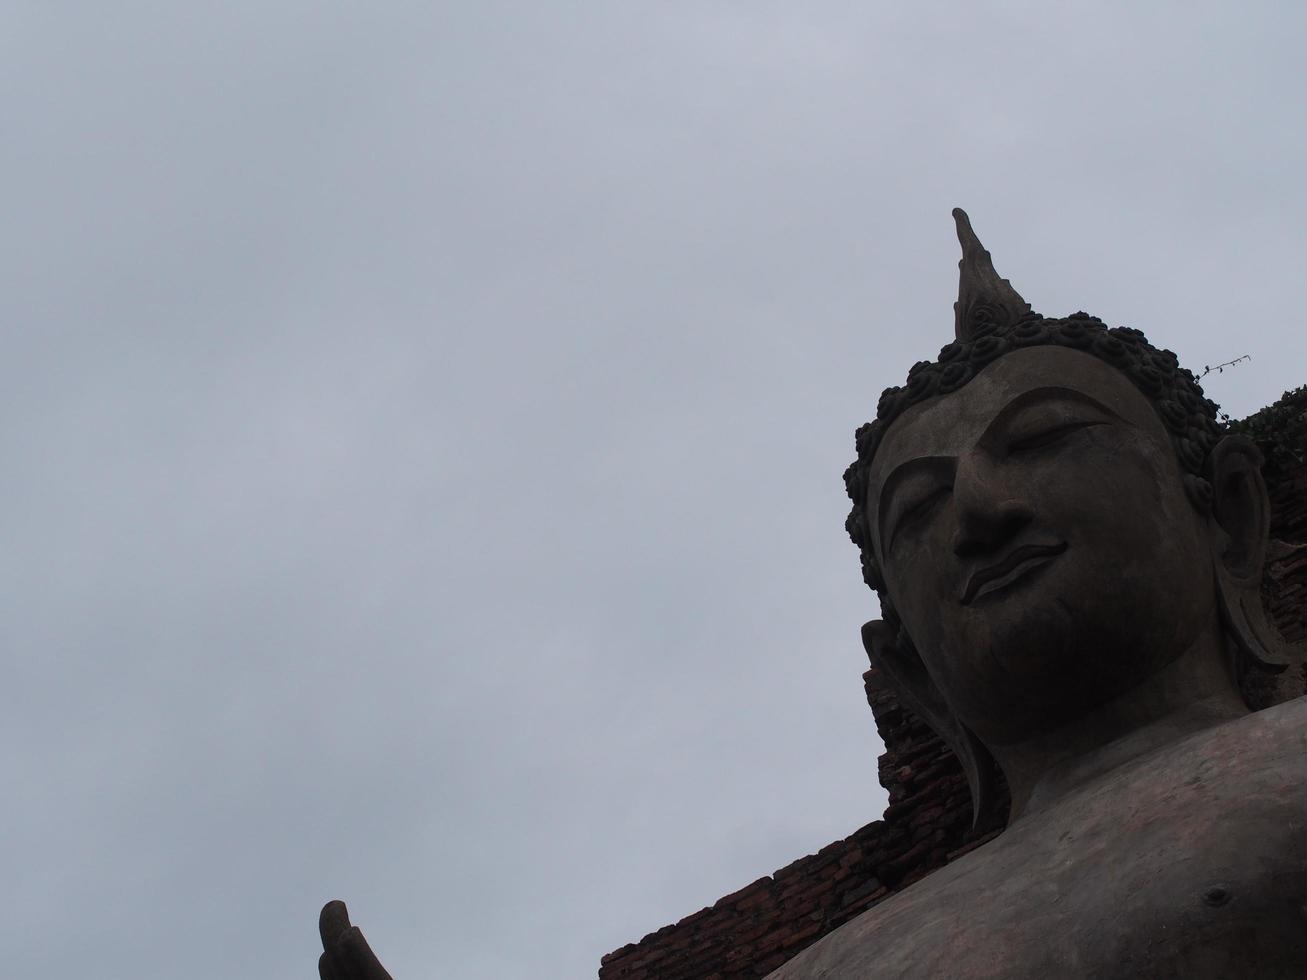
[319,899,351,945]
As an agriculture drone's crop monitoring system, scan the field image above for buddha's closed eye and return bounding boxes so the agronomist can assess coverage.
[891,486,952,548]
[1006,419,1106,455]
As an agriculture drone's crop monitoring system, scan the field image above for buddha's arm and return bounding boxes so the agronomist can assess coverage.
[319,901,394,980]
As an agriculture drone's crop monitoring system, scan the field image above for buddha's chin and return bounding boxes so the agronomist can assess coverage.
[975,602,1107,687]
[980,593,1191,701]
[966,592,1081,674]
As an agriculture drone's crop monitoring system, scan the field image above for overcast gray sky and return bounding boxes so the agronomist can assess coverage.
[4,3,1305,978]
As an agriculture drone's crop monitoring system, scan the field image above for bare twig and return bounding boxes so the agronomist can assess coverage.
[1199,354,1251,380]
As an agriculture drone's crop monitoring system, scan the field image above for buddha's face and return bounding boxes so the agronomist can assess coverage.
[867,346,1216,745]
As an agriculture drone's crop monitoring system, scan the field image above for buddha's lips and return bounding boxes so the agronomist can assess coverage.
[961,541,1068,605]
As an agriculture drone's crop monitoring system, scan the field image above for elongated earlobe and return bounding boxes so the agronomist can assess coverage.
[862,620,998,830]
[1210,435,1270,582]
[1208,435,1293,682]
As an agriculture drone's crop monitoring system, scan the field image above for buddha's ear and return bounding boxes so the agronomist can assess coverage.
[1207,435,1289,674]
[862,620,996,830]
[1209,435,1269,582]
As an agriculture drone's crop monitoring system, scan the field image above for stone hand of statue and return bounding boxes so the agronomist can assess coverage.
[319,900,394,980]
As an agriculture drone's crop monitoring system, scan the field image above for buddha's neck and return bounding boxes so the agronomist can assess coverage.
[989,628,1250,824]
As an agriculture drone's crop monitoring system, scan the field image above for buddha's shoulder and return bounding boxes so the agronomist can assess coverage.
[1233,692,1307,742]
[1134,695,1307,785]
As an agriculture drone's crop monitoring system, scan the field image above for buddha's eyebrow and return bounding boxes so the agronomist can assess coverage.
[979,385,1126,442]
[876,456,955,555]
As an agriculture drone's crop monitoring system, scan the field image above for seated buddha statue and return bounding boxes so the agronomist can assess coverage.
[769,210,1307,978]
[316,212,1307,979]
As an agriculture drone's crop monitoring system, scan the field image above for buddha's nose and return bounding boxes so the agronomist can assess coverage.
[951,455,1032,559]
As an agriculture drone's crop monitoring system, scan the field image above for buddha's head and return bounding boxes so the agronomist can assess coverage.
[844,210,1288,825]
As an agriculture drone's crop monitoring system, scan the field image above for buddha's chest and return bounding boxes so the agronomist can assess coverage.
[775,711,1307,979]
[925,738,1307,978]
[968,782,1307,979]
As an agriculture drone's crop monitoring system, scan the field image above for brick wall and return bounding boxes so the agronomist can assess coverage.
[599,407,1307,980]
[1263,463,1307,700]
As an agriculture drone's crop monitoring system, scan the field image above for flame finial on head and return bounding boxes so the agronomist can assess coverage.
[952,208,1033,341]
